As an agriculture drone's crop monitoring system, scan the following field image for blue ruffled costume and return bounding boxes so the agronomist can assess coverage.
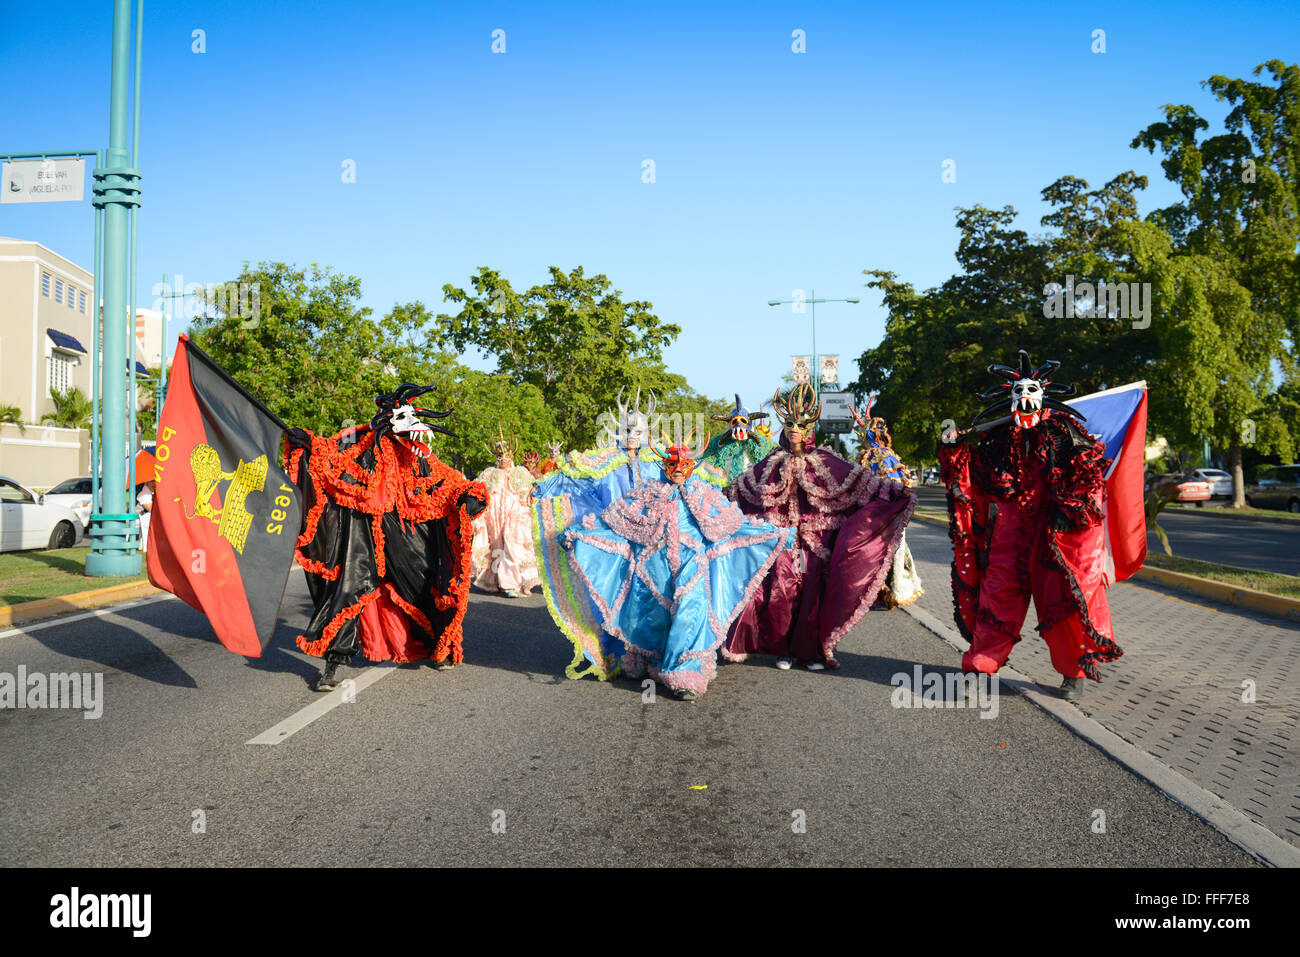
[532,447,728,679]
[561,472,794,695]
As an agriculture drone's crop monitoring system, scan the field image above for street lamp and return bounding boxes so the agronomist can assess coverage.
[767,289,860,393]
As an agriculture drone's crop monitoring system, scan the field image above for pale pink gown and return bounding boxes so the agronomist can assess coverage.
[471,462,540,594]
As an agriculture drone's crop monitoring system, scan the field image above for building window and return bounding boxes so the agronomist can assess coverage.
[67,285,76,308]
[42,273,51,297]
[55,279,63,304]
[49,352,72,396]
[79,291,86,313]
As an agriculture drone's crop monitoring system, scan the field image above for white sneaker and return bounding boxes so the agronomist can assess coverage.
[805,662,826,672]
[775,658,793,671]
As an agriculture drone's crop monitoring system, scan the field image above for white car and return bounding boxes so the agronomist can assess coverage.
[42,475,94,529]
[0,475,84,551]
[1192,468,1233,498]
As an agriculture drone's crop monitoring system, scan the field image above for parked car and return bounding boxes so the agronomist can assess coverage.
[1192,468,1233,499]
[0,475,84,551]
[42,475,94,529]
[1245,465,1300,512]
[923,467,941,486]
[1146,473,1212,504]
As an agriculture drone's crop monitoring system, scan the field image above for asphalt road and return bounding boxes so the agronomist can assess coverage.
[914,486,1300,576]
[0,570,1256,866]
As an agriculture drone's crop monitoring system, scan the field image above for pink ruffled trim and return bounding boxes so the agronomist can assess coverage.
[561,482,797,693]
[733,450,903,559]
[821,483,917,658]
[709,525,796,645]
[730,449,917,663]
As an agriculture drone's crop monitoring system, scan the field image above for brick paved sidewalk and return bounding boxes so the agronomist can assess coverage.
[904,520,1300,850]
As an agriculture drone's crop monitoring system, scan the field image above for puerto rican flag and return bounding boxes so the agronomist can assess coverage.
[1068,381,1148,585]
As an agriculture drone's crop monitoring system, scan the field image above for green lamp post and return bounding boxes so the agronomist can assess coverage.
[766,289,860,393]
[86,0,144,577]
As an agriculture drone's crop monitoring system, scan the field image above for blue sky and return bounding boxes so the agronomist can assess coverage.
[4,0,1297,420]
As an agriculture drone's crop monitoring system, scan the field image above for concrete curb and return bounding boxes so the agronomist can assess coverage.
[911,510,1300,625]
[0,579,159,629]
[1132,567,1300,623]
[901,601,1300,867]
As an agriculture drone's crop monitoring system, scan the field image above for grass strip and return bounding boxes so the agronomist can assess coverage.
[0,549,147,606]
[1141,552,1300,601]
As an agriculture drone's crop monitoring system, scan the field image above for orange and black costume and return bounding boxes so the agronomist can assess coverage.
[285,385,487,668]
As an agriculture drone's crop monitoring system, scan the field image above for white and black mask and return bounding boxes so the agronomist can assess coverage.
[389,404,430,436]
[1011,378,1044,428]
[369,383,456,457]
[971,350,1083,432]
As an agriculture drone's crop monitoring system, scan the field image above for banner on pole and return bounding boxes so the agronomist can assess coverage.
[820,355,839,387]
[792,355,811,384]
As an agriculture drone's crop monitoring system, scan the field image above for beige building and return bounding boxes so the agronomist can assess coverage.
[134,306,166,368]
[0,237,149,488]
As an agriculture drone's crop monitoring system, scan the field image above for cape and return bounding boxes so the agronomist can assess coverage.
[532,446,727,679]
[471,463,539,594]
[940,411,1122,679]
[699,431,778,486]
[287,426,488,664]
[562,476,794,695]
[725,446,916,667]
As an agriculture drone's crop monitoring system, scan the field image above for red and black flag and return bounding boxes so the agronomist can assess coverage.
[147,335,301,656]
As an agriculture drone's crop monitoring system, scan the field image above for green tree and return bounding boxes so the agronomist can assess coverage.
[189,263,429,436]
[427,368,560,477]
[1131,60,1300,504]
[1037,171,1161,389]
[435,266,687,449]
[187,263,562,471]
[851,204,1058,461]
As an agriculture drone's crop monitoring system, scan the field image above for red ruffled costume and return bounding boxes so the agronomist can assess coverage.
[286,425,487,665]
[940,411,1123,680]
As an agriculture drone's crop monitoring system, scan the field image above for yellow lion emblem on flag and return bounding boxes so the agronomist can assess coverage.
[175,444,268,554]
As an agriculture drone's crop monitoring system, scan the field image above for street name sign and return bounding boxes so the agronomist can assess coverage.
[2,158,86,203]
[818,390,853,434]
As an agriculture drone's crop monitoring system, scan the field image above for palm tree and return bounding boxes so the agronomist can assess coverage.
[43,387,93,430]
[0,404,25,433]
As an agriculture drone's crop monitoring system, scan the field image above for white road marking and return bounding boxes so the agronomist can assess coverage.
[246,666,395,745]
[0,594,176,640]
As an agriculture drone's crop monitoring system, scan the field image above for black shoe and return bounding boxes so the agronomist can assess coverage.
[673,688,697,702]
[434,658,457,671]
[315,659,343,692]
[1060,677,1083,701]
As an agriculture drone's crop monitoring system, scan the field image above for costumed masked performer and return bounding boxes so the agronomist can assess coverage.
[699,394,779,487]
[285,384,488,691]
[725,382,916,671]
[849,395,924,607]
[471,428,540,597]
[533,388,727,679]
[537,441,563,476]
[561,431,795,700]
[939,351,1122,700]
